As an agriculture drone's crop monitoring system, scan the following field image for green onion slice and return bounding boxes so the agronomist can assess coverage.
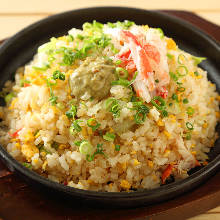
[150,96,166,110]
[116,67,128,79]
[87,118,101,131]
[177,54,187,65]
[186,122,194,130]
[79,141,93,155]
[177,65,188,77]
[103,132,116,141]
[115,144,120,151]
[186,107,195,116]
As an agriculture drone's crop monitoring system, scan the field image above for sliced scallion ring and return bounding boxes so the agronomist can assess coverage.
[186,122,194,130]
[116,67,128,79]
[177,54,187,65]
[177,65,188,77]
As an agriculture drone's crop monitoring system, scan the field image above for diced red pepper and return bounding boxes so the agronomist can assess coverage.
[156,86,168,99]
[23,83,30,87]
[9,128,22,138]
[161,164,173,184]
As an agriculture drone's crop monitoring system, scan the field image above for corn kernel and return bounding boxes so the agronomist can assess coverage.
[109,127,114,133]
[35,132,40,138]
[120,180,131,189]
[133,136,137,140]
[15,143,21,149]
[157,119,164,126]
[191,151,197,155]
[87,179,94,185]
[166,38,177,50]
[82,126,88,138]
[59,144,66,150]
[203,123,208,129]
[133,159,140,166]
[163,149,170,157]
[164,130,171,139]
[40,151,46,157]
[33,159,38,163]
[147,160,154,168]
[121,162,127,171]
[131,150,137,155]
[191,144,195,148]
[197,75,203,79]
[87,127,93,135]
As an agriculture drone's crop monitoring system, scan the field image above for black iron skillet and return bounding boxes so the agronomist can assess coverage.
[0,7,219,208]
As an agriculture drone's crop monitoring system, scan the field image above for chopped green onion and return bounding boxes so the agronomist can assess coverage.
[79,141,93,155]
[169,72,178,81]
[32,64,50,71]
[172,93,179,102]
[74,140,83,146]
[65,105,77,119]
[103,132,116,141]
[115,144,120,151]
[133,103,149,124]
[116,67,128,79]
[87,118,101,131]
[70,120,82,133]
[191,56,206,66]
[155,79,159,83]
[185,132,192,140]
[161,110,168,117]
[76,34,84,40]
[167,53,174,59]
[38,144,52,154]
[177,87,186,92]
[187,107,195,116]
[177,54,187,65]
[22,162,32,169]
[115,60,122,65]
[177,65,188,77]
[183,98,189,104]
[5,93,15,103]
[157,28,164,39]
[67,35,74,42]
[150,96,166,110]
[105,98,120,118]
[169,103,173,106]
[186,122,194,130]
[86,143,106,162]
[194,71,199,76]
[52,70,65,80]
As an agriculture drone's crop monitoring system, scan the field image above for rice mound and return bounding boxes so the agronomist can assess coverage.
[0,21,219,192]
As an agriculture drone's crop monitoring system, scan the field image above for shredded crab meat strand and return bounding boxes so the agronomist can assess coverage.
[117,28,170,102]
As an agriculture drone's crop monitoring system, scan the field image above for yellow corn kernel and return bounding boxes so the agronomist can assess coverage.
[210,97,214,103]
[142,25,149,30]
[191,144,195,148]
[163,149,170,157]
[109,183,113,189]
[109,127,114,133]
[164,130,171,139]
[191,151,197,155]
[131,150,137,155]
[157,119,164,127]
[203,123,208,129]
[147,160,154,168]
[133,136,137,140]
[87,127,93,135]
[15,142,21,149]
[33,159,38,163]
[209,82,215,87]
[133,159,140,166]
[21,144,39,161]
[82,126,88,138]
[189,71,195,77]
[166,38,177,50]
[129,116,134,120]
[24,131,35,143]
[42,161,48,171]
[121,162,127,171]
[215,112,220,118]
[120,180,131,189]
[149,144,153,149]
[59,144,66,150]
[11,138,19,143]
[197,75,203,79]
[40,151,46,157]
